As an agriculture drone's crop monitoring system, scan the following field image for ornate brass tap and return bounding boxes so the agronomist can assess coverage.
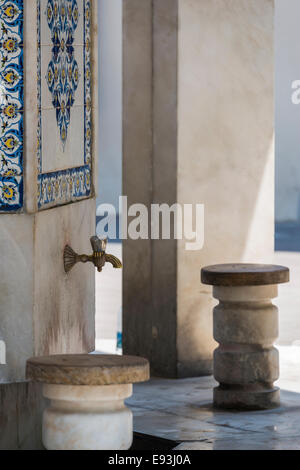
[64,237,122,273]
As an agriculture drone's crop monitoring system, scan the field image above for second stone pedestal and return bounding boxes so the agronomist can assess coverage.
[201,264,289,410]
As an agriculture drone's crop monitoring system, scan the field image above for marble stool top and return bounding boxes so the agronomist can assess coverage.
[26,354,150,386]
[201,263,289,287]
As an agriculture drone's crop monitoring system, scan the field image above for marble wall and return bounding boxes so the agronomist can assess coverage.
[123,0,275,377]
[176,0,275,375]
[0,0,98,448]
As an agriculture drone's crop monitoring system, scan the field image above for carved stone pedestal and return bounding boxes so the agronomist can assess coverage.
[26,354,149,450]
[201,264,289,410]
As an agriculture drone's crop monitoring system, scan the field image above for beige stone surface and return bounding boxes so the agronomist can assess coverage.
[211,284,280,409]
[214,347,279,384]
[43,382,132,401]
[214,284,278,301]
[0,199,96,383]
[26,354,150,385]
[123,0,274,377]
[177,0,275,373]
[213,285,279,347]
[33,199,96,357]
[214,304,278,345]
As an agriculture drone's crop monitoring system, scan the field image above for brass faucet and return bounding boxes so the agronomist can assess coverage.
[64,236,122,273]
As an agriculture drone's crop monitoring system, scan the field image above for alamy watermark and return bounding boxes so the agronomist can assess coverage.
[97,197,205,251]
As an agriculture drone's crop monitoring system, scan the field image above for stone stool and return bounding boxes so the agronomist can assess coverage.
[26,354,149,450]
[201,264,289,410]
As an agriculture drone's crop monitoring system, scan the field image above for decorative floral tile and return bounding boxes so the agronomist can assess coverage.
[37,0,92,210]
[0,0,23,211]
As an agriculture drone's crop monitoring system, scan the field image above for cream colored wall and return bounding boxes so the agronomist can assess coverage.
[123,0,275,377]
[177,0,275,370]
[33,200,96,357]
[0,0,98,385]
[0,200,96,384]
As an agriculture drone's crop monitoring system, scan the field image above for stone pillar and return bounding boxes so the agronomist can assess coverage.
[0,0,98,448]
[201,264,289,409]
[123,0,275,377]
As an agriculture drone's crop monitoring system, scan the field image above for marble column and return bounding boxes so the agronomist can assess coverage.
[0,0,98,448]
[123,0,275,377]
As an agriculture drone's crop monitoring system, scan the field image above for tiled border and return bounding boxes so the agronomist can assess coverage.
[37,0,92,210]
[0,0,24,212]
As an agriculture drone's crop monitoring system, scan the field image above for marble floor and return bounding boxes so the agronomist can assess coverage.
[128,346,300,450]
